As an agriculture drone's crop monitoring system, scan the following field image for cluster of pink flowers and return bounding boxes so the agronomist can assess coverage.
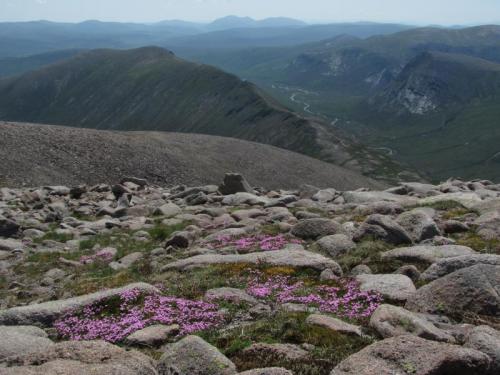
[247,273,382,319]
[54,289,223,343]
[206,234,302,252]
[79,248,115,264]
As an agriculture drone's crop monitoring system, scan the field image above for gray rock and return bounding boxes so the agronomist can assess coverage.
[306,314,363,336]
[154,203,182,218]
[330,335,491,375]
[1,340,157,375]
[442,220,470,234]
[0,326,54,361]
[396,209,440,242]
[205,288,258,305]
[291,218,342,240]
[369,304,455,343]
[125,324,179,347]
[342,191,418,206]
[121,177,148,187]
[381,245,475,265]
[162,249,342,274]
[349,264,372,276]
[238,369,293,375]
[158,335,237,375]
[356,274,416,302]
[418,192,482,209]
[219,173,254,195]
[0,239,25,252]
[0,282,160,326]
[109,252,143,271]
[222,193,269,206]
[312,189,337,203]
[316,234,356,257]
[364,214,413,245]
[464,325,500,375]
[420,254,500,281]
[406,264,500,319]
[22,228,45,239]
[394,265,421,283]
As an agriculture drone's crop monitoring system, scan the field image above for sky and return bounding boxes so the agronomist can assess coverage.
[1,0,500,25]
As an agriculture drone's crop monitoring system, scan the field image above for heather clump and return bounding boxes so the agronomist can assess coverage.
[54,288,223,343]
[246,272,382,320]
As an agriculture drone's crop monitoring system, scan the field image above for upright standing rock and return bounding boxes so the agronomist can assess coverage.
[219,173,253,195]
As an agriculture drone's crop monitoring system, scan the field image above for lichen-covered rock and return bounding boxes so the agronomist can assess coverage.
[356,274,416,302]
[369,304,455,343]
[0,283,160,326]
[406,264,500,319]
[162,249,342,274]
[420,254,500,281]
[381,245,475,265]
[0,326,54,361]
[315,234,356,257]
[291,218,342,240]
[330,335,491,375]
[464,325,500,375]
[1,340,158,375]
[158,335,237,375]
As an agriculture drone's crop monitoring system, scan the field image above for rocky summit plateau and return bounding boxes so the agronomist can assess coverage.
[0,173,499,375]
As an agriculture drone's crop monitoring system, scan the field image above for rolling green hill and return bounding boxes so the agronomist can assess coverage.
[0,46,411,182]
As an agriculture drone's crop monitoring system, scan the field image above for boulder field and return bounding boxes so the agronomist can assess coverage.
[0,174,499,374]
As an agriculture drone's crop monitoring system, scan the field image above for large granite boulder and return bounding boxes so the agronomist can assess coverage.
[330,335,491,375]
[157,335,237,375]
[406,264,500,319]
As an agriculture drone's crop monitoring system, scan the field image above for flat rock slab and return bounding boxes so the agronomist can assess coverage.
[125,324,179,347]
[420,254,500,281]
[369,304,455,343]
[381,245,475,264]
[0,282,160,326]
[406,264,500,319]
[306,314,363,336]
[0,326,54,361]
[418,192,482,209]
[238,368,293,375]
[162,249,342,274]
[1,340,157,375]
[342,191,418,206]
[356,274,416,302]
[330,335,491,375]
[205,288,259,305]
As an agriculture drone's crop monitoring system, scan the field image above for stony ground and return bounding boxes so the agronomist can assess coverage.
[0,173,499,375]
[0,122,384,191]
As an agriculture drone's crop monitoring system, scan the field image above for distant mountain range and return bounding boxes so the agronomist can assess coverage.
[186,25,500,182]
[0,47,410,182]
[0,18,413,58]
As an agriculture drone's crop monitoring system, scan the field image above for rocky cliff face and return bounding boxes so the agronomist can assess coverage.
[0,173,499,374]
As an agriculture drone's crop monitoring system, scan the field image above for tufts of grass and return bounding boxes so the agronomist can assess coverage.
[455,232,500,254]
[419,200,467,211]
[336,239,394,273]
[260,223,283,236]
[200,312,373,375]
[441,208,473,220]
[34,231,74,244]
[147,221,190,242]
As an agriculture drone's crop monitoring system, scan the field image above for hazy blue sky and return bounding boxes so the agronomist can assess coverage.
[1,0,500,25]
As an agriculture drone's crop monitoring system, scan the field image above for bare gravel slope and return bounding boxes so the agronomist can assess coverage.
[0,122,384,190]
